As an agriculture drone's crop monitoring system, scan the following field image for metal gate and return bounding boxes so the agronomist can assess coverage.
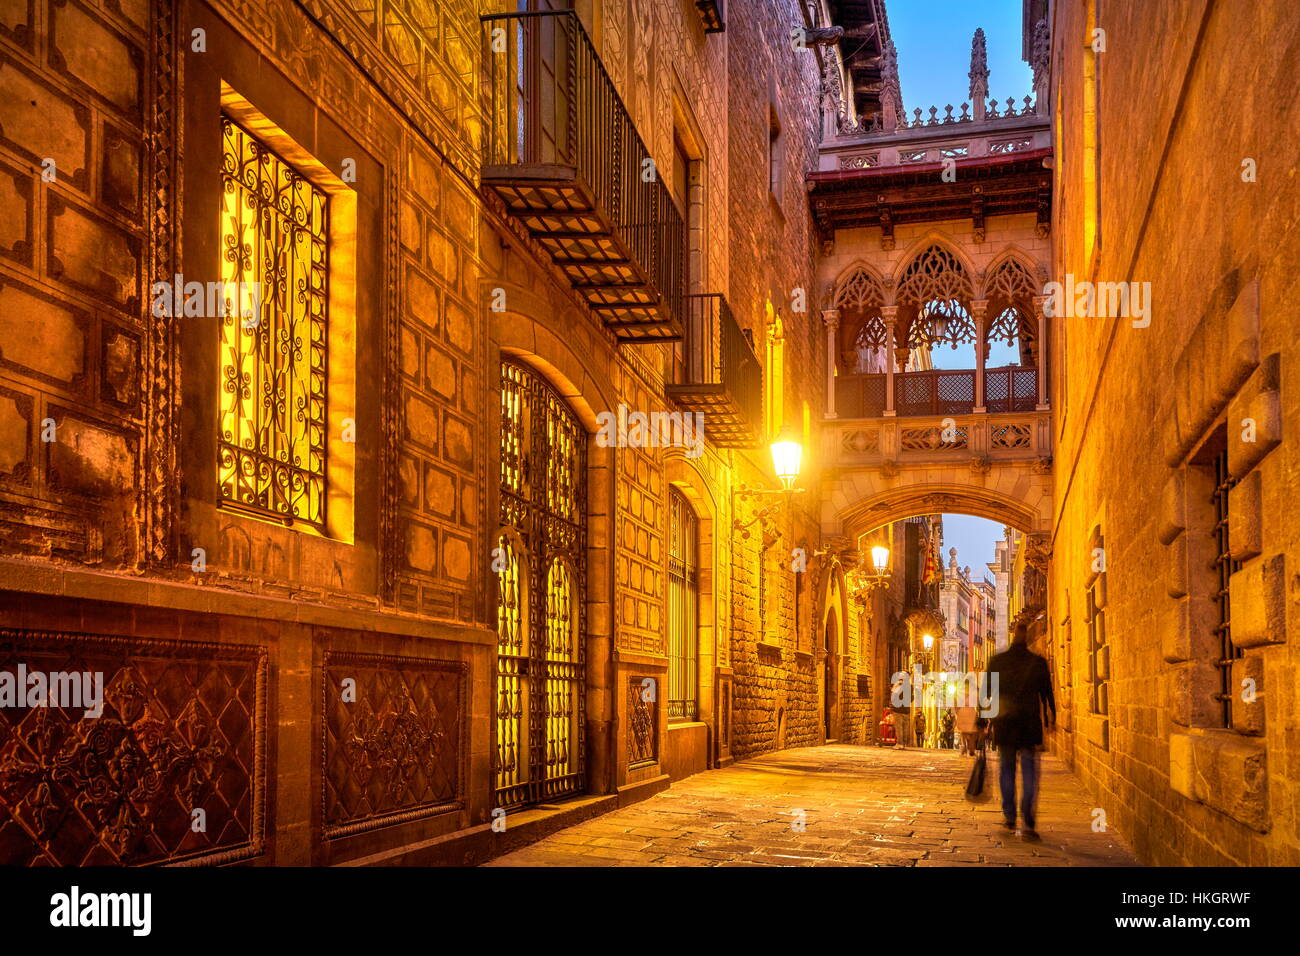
[495,359,586,810]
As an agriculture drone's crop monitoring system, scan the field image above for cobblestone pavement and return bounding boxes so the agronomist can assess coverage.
[486,744,1140,867]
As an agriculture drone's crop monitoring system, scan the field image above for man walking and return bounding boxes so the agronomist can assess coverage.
[987,621,1056,841]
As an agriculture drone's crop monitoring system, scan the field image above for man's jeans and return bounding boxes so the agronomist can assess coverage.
[998,746,1040,829]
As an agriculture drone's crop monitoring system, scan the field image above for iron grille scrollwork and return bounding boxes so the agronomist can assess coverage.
[495,359,587,810]
[629,676,657,767]
[218,114,329,531]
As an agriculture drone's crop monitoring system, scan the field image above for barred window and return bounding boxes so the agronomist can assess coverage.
[1211,446,1242,727]
[667,488,699,721]
[1086,584,1107,715]
[218,113,329,530]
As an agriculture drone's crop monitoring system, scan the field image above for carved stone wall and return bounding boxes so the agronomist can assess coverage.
[0,627,266,866]
[323,652,466,838]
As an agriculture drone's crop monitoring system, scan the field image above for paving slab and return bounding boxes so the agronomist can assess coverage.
[485,745,1139,867]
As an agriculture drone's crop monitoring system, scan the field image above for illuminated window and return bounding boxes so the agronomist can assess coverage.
[218,113,329,530]
[667,488,699,721]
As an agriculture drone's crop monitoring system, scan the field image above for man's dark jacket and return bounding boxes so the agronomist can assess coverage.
[987,643,1056,749]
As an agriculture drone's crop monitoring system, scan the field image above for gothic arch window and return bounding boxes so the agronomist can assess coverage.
[985,257,1039,360]
[851,316,889,373]
[895,244,976,352]
[835,265,885,312]
[835,266,888,373]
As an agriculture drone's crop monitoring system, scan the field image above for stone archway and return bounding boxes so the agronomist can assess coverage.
[815,561,848,743]
[823,469,1052,541]
[823,610,840,740]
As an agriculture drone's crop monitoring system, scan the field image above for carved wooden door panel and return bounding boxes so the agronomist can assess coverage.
[495,359,586,810]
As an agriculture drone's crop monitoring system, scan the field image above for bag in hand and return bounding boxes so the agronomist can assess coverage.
[964,748,990,802]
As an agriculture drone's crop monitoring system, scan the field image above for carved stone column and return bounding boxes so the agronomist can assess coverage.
[882,305,899,416]
[1033,295,1049,410]
[971,299,988,413]
[1031,19,1051,117]
[822,308,840,418]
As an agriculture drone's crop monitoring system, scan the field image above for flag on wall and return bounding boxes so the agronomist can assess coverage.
[922,525,942,585]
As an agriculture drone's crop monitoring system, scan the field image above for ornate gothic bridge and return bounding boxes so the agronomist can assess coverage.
[809,23,1054,554]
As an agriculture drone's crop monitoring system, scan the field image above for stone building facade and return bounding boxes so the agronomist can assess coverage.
[1046,0,1300,865]
[0,0,888,865]
[0,0,1293,871]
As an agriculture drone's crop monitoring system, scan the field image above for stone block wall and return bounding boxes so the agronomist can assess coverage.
[0,0,150,567]
[1048,0,1300,866]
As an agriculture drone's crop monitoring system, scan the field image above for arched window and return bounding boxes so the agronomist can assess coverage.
[983,257,1041,411]
[667,488,699,721]
[835,266,887,373]
[984,257,1039,363]
[496,359,586,809]
[896,244,976,370]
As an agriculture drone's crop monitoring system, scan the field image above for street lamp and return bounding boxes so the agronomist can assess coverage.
[733,440,805,533]
[851,543,892,594]
[769,440,802,492]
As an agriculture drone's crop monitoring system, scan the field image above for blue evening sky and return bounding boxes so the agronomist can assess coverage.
[941,514,1003,584]
[887,0,1034,119]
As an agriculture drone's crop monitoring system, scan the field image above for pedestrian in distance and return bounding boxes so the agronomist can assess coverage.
[955,699,981,755]
[987,620,1056,841]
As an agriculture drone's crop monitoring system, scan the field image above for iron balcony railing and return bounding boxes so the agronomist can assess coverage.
[481,9,684,330]
[669,293,762,444]
[834,366,1038,418]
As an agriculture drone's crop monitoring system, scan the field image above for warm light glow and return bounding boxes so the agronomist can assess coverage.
[870,545,890,574]
[922,633,934,650]
[770,440,802,490]
[218,112,329,532]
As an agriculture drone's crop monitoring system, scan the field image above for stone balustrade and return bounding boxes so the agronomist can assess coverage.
[826,409,1052,470]
[821,125,1052,172]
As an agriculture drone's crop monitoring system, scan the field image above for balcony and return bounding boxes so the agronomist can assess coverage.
[835,366,1039,418]
[665,294,762,448]
[481,10,684,342]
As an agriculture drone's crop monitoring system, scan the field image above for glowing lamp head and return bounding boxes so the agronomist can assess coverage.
[769,440,802,491]
[869,545,890,574]
[922,633,934,650]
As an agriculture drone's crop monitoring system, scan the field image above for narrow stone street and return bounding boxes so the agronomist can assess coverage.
[487,745,1139,867]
